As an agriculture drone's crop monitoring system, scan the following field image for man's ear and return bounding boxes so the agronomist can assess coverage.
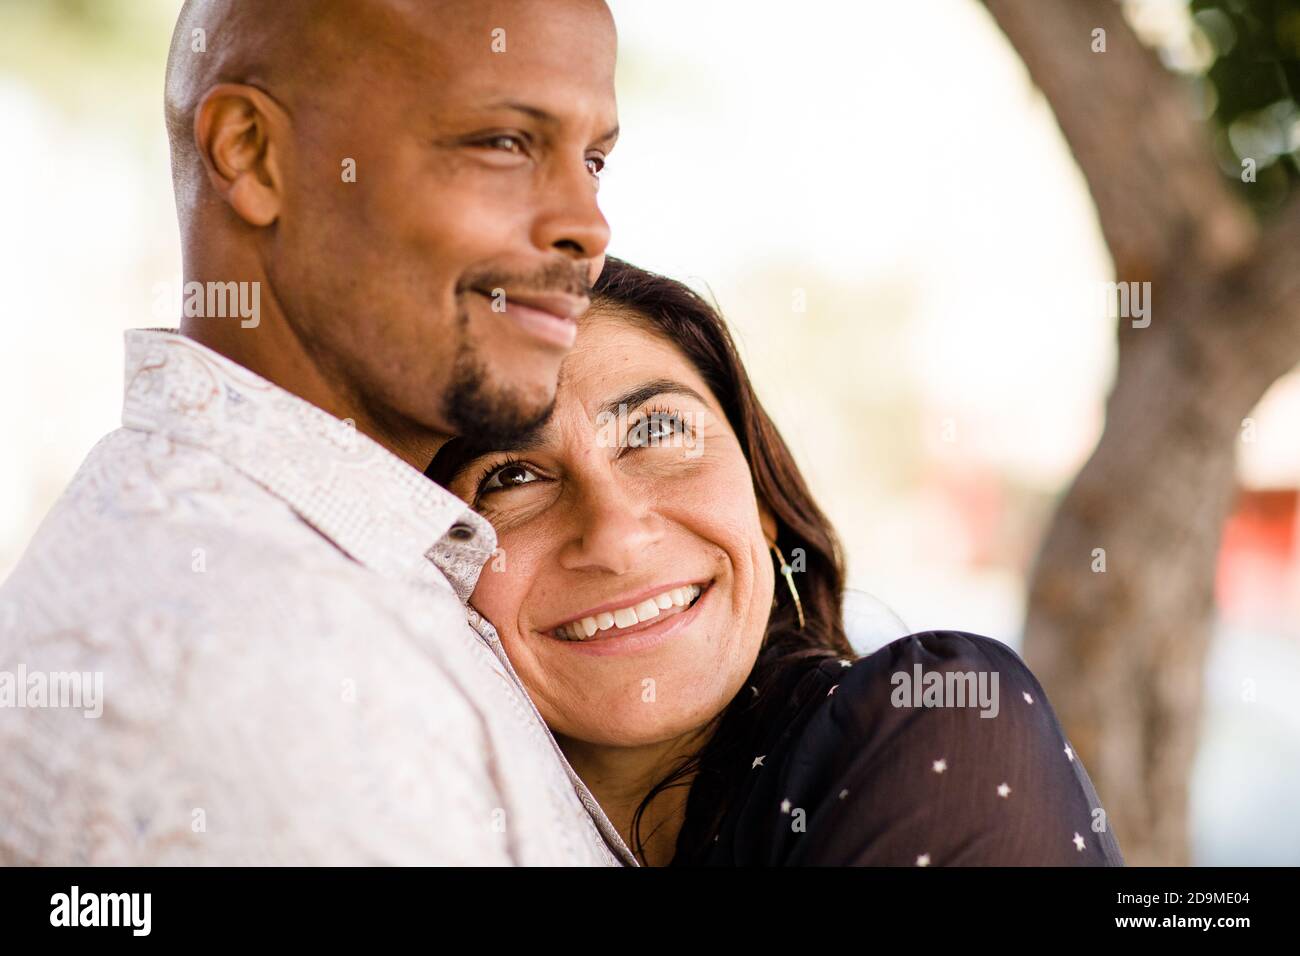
[193,83,286,227]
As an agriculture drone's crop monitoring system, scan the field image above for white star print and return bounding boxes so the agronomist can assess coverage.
[838,789,849,800]
[1073,832,1086,851]
[840,659,852,668]
[1023,691,1034,704]
[916,853,931,867]
[997,783,1011,798]
[1064,744,1074,762]
[752,755,765,769]
[781,799,791,813]
[932,758,947,773]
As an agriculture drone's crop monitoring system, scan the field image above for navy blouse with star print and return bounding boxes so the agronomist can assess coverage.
[669,630,1125,866]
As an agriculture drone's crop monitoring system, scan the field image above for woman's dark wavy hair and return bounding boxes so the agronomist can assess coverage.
[589,257,854,865]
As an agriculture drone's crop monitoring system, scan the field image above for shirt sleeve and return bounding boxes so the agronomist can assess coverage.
[784,630,1125,866]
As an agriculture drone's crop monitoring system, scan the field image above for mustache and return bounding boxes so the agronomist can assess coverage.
[456,260,593,299]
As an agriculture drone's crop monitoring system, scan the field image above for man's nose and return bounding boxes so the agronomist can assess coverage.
[530,159,611,268]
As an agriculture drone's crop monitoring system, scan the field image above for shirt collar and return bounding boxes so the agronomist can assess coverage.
[120,328,496,599]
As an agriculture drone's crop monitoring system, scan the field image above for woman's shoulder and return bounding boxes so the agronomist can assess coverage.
[756,630,1040,747]
[810,629,1042,712]
[758,631,1123,865]
[781,629,1081,815]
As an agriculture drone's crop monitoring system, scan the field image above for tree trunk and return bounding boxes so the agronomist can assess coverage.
[980,0,1300,864]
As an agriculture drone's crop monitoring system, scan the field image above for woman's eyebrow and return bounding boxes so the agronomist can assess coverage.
[597,379,708,418]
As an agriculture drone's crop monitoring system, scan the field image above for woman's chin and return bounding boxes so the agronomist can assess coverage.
[552,692,732,750]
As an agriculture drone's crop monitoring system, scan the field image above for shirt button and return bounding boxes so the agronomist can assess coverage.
[448,522,475,542]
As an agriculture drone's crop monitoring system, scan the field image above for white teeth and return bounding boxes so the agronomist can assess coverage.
[554,584,704,641]
[634,599,661,620]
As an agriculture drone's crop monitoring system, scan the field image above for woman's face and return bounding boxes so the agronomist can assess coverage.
[447,307,777,748]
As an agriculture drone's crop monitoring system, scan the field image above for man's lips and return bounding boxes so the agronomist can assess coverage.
[472,288,589,320]
[472,288,586,349]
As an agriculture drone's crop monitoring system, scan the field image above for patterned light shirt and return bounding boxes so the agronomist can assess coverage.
[0,329,637,866]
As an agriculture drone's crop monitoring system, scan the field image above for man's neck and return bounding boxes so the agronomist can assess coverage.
[180,304,449,471]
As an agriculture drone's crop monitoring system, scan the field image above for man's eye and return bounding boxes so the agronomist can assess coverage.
[585,155,606,176]
[480,134,527,154]
[480,463,541,494]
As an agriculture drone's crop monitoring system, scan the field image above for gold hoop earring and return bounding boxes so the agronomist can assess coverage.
[769,541,805,630]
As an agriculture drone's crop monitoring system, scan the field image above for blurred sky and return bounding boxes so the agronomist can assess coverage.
[0,0,1297,863]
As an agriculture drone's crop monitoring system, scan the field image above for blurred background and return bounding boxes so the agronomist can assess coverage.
[0,0,1296,864]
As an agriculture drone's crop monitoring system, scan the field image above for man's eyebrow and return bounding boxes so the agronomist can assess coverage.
[599,379,709,419]
[487,100,619,145]
[489,99,552,122]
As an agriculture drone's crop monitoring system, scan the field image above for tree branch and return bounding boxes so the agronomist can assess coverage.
[980,0,1258,283]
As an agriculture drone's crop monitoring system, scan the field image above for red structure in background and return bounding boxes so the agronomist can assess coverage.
[926,465,1299,634]
[1216,487,1300,632]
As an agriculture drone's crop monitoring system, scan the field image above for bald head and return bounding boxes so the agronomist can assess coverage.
[165,0,619,465]
[167,0,591,217]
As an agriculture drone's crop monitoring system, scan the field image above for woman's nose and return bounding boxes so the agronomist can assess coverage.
[558,477,662,575]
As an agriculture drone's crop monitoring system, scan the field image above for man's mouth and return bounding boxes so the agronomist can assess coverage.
[471,287,587,350]
[548,581,712,642]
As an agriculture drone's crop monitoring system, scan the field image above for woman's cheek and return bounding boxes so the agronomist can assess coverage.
[470,552,519,639]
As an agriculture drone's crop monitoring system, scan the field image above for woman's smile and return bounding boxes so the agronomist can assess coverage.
[543,579,714,655]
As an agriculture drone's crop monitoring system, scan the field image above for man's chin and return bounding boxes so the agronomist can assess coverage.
[442,373,557,448]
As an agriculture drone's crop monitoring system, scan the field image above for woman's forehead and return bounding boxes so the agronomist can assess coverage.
[562,311,698,399]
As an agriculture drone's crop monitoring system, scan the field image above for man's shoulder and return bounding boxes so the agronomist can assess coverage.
[0,418,483,692]
[0,433,496,864]
[7,426,417,617]
[26,426,323,556]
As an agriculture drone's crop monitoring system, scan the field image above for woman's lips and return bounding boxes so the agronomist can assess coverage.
[546,580,717,647]
[546,582,715,657]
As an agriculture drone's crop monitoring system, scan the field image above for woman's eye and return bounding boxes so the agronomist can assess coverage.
[585,155,606,177]
[480,463,540,494]
[627,413,685,447]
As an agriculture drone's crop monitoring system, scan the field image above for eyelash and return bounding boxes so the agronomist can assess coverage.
[473,133,530,157]
[471,134,606,177]
[471,453,530,503]
[471,404,694,500]
[631,404,690,444]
